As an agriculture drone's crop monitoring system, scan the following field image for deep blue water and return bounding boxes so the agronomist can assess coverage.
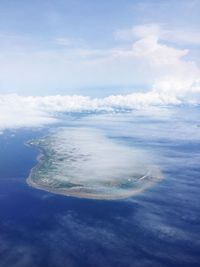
[0,110,200,267]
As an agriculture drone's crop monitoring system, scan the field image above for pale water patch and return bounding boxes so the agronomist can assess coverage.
[27,127,162,199]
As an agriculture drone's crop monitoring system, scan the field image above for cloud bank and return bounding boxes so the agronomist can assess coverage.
[0,88,198,132]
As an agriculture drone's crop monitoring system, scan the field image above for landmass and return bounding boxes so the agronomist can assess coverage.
[27,127,162,200]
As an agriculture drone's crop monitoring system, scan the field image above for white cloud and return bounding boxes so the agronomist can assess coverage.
[31,127,152,199]
[132,36,188,65]
[114,24,200,99]
[115,23,200,45]
[114,23,160,41]
[0,89,193,132]
[0,94,57,131]
[131,34,200,97]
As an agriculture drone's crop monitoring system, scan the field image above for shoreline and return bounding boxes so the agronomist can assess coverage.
[27,175,162,200]
[26,148,162,200]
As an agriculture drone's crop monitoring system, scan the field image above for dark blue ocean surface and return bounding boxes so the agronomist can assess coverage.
[0,108,200,267]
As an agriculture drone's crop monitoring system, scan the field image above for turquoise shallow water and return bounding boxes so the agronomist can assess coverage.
[0,107,200,267]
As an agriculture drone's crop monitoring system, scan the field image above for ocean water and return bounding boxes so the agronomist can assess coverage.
[0,107,200,267]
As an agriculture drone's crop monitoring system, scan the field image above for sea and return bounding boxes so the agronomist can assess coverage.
[0,106,200,267]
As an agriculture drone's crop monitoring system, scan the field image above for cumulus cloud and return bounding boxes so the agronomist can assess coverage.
[114,23,200,100]
[132,34,200,96]
[115,23,200,45]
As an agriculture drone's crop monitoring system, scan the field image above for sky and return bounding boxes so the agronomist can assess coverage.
[0,0,200,96]
[0,0,200,132]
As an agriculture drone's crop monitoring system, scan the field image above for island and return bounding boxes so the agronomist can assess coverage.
[27,127,162,200]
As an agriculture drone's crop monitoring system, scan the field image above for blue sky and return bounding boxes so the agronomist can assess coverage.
[0,0,200,96]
